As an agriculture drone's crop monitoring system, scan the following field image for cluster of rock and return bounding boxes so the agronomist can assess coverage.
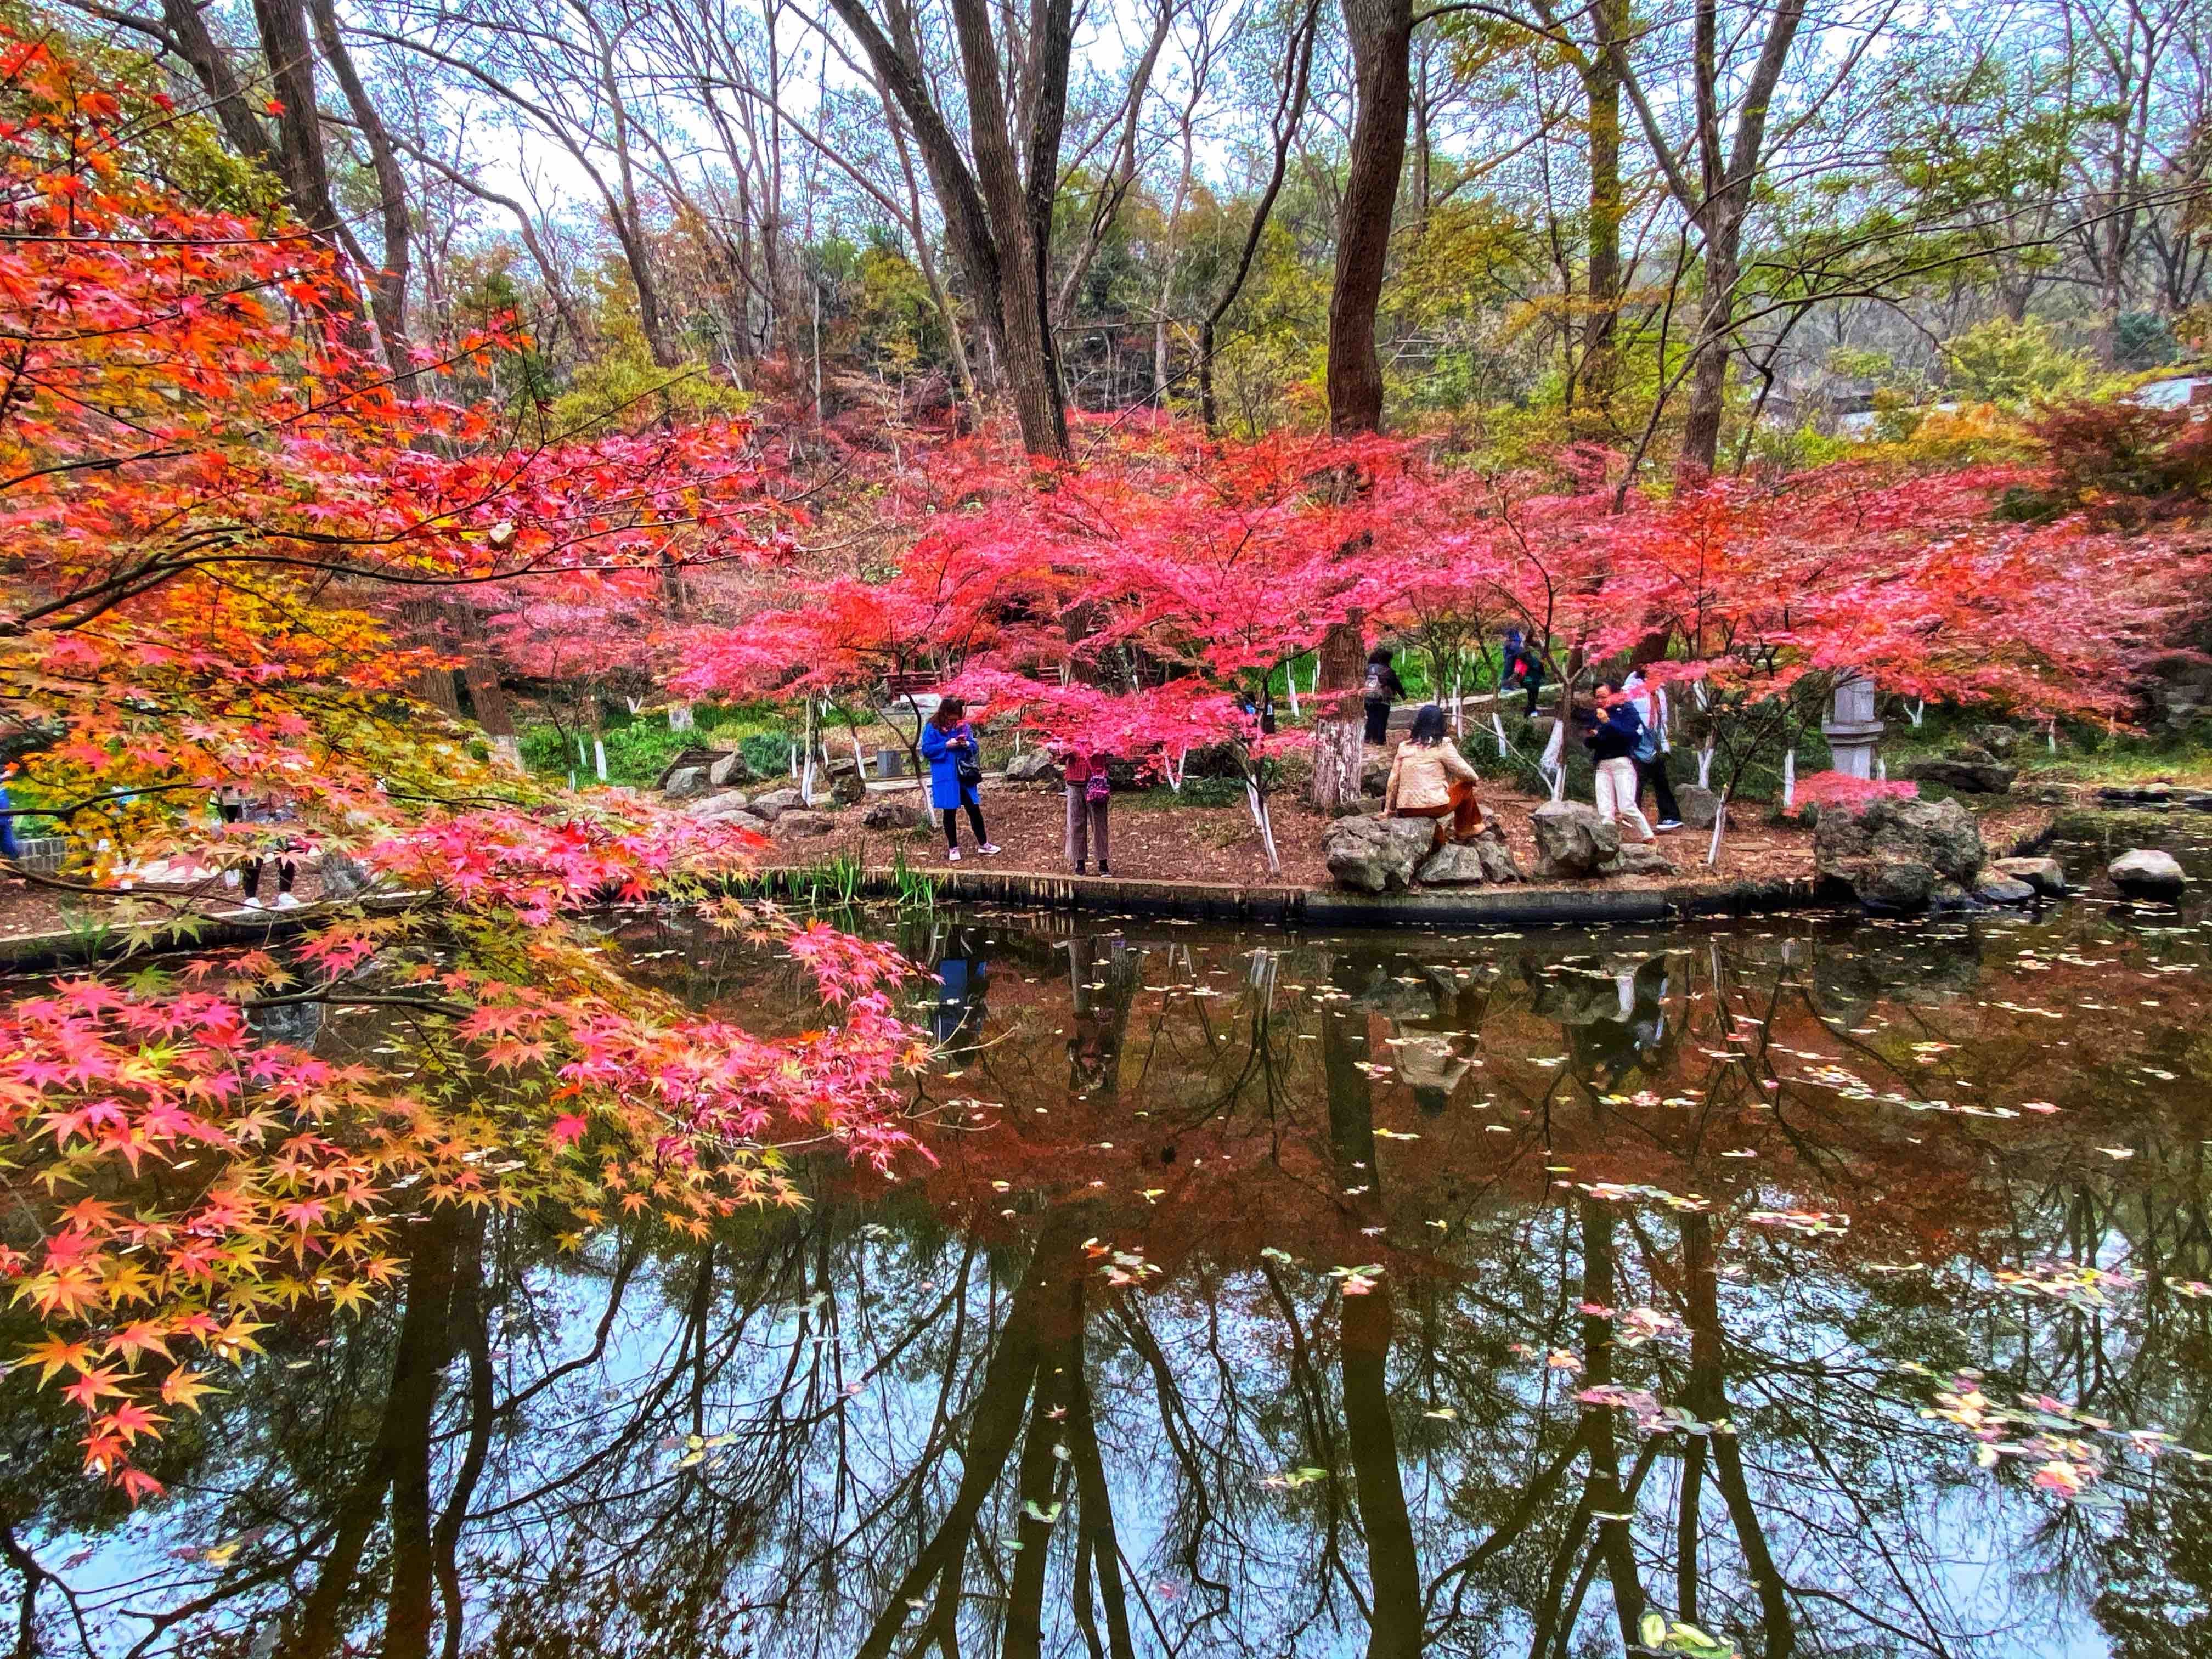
[661,744,930,844]
[1812,795,1997,909]
[1529,802,1679,879]
[1322,818,1526,894]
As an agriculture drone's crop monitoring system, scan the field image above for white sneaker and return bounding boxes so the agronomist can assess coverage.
[241,896,264,910]
[273,892,301,910]
[222,870,240,888]
[978,843,1002,855]
[947,848,961,862]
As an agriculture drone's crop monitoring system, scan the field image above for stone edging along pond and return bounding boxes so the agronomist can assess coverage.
[747,862,1836,926]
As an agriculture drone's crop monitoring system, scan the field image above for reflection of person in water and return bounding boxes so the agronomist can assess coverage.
[1066,933,1137,1099]
[1392,973,1494,1114]
[932,927,991,1066]
[1571,955,1673,1090]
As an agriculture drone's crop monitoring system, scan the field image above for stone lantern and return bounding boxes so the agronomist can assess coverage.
[1821,670,1883,779]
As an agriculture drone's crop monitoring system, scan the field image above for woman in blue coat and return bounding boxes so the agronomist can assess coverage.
[919,697,1000,861]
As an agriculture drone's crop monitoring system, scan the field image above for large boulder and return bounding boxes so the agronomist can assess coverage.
[2109,848,2187,900]
[861,798,927,831]
[318,851,370,900]
[1415,833,1526,887]
[663,766,708,799]
[1971,724,2021,757]
[1324,815,1437,892]
[1815,795,1984,911]
[829,768,868,808]
[748,787,805,822]
[769,810,837,840]
[1673,785,1723,830]
[1975,876,2036,905]
[1530,800,1621,879]
[682,789,755,820]
[1599,841,1678,878]
[1004,749,1059,783]
[1990,855,2068,896]
[1905,752,2016,794]
[707,751,751,788]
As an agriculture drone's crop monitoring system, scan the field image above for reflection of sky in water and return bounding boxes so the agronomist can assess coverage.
[10,811,2212,1657]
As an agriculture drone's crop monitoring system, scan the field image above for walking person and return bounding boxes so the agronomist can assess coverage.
[1061,746,1112,876]
[1500,627,1545,716]
[1623,670,1683,831]
[1385,704,1486,850]
[919,698,1000,863]
[1580,681,1657,845]
[1362,647,1406,746]
[238,790,302,910]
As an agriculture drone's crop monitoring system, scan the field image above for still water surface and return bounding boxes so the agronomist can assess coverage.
[15,812,2212,1659]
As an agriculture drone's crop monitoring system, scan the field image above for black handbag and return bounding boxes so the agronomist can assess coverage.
[955,753,983,788]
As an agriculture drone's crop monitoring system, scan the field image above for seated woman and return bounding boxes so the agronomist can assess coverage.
[1384,704,1485,848]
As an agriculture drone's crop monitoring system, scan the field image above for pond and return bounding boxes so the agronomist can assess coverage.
[11,811,2212,1659]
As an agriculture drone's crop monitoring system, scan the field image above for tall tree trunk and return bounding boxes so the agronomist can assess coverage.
[1576,0,1626,436]
[1309,616,1367,813]
[1327,0,1413,435]
[306,0,414,386]
[1678,209,1741,478]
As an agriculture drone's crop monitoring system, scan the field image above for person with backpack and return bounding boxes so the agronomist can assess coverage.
[920,698,1000,862]
[1062,746,1113,876]
[1580,681,1657,844]
[1500,627,1545,715]
[1362,647,1406,745]
[1623,670,1683,830]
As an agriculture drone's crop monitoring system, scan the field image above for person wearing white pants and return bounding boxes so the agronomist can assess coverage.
[1584,682,1656,843]
[1593,755,1655,842]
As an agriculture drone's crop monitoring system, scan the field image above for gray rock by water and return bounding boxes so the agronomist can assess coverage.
[1990,855,2067,895]
[769,810,836,840]
[2109,848,2187,900]
[861,798,927,830]
[1904,755,2016,794]
[1815,795,1984,912]
[748,787,804,822]
[1674,785,1723,830]
[1414,836,1526,887]
[1974,876,2036,905]
[1324,815,1438,892]
[1600,841,1678,877]
[1530,800,1621,878]
[318,851,370,900]
[682,789,753,820]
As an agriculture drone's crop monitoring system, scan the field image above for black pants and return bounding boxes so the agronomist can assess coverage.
[1363,699,1391,744]
[942,796,987,849]
[242,857,295,897]
[1635,754,1680,823]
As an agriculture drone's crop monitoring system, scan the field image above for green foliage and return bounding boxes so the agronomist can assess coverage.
[545,352,751,437]
[1940,318,2096,405]
[737,730,795,777]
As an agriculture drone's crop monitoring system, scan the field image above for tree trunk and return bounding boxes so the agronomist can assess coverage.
[1327,0,1413,435]
[1308,617,1368,814]
[1678,207,1742,478]
[306,0,413,386]
[1576,0,1626,435]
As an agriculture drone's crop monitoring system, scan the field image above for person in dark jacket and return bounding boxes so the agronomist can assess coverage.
[1578,681,1656,842]
[919,698,1000,862]
[1362,647,1406,745]
[1501,627,1545,715]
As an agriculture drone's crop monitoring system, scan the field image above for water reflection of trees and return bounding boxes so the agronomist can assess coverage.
[7,900,2211,1658]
